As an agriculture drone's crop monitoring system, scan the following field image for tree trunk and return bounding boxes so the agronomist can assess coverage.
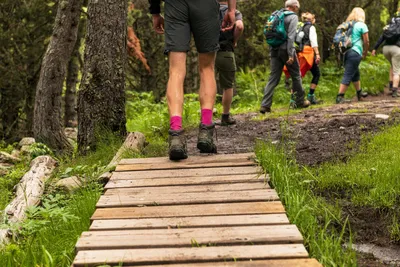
[77,0,127,154]
[33,0,82,155]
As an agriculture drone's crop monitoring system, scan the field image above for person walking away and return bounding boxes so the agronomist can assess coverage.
[149,0,236,160]
[260,0,310,114]
[216,1,244,125]
[283,12,321,104]
[336,7,369,104]
[372,10,400,97]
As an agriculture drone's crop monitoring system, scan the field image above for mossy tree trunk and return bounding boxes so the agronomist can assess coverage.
[77,0,127,154]
[33,0,82,155]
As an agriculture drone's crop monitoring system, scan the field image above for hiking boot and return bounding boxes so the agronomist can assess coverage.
[290,99,310,109]
[168,129,188,161]
[336,95,351,104]
[197,123,217,154]
[221,114,236,126]
[392,88,399,98]
[307,94,318,105]
[356,90,368,101]
[259,106,271,114]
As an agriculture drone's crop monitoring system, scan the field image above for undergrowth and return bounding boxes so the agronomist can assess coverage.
[256,142,357,266]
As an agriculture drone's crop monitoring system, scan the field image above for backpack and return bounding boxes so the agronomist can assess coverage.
[264,9,295,48]
[332,21,356,54]
[294,22,312,52]
[383,19,400,44]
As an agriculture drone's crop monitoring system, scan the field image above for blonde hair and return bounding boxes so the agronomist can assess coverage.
[346,7,366,23]
[301,12,315,24]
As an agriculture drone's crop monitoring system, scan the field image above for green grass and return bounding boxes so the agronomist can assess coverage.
[0,185,101,267]
[303,124,400,242]
[255,141,357,266]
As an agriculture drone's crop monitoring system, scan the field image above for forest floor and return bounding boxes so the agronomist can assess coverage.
[186,89,400,266]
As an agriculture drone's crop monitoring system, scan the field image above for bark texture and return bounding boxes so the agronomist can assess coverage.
[33,0,82,155]
[78,0,127,153]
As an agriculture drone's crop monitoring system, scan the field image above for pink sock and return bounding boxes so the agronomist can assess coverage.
[170,116,182,131]
[201,109,213,125]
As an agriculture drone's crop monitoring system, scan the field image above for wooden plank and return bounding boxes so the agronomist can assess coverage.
[76,225,303,251]
[118,153,254,165]
[110,166,262,180]
[97,190,278,208]
[130,258,322,267]
[92,202,285,220]
[73,244,309,267]
[116,160,255,172]
[105,182,270,195]
[89,214,290,231]
[106,174,267,189]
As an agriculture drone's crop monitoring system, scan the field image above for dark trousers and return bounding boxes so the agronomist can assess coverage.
[261,49,305,108]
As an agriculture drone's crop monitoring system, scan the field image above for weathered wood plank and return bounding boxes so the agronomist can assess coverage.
[89,214,290,231]
[106,174,267,189]
[111,166,263,180]
[76,225,303,251]
[130,258,322,267]
[118,153,254,165]
[97,190,278,208]
[73,244,309,266]
[92,202,285,220]
[105,182,270,195]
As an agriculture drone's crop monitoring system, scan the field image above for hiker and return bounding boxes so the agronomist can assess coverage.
[283,12,321,104]
[335,7,369,104]
[216,1,244,125]
[371,10,400,97]
[149,0,236,160]
[260,0,310,114]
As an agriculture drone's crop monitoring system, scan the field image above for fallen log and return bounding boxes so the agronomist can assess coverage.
[1,156,57,244]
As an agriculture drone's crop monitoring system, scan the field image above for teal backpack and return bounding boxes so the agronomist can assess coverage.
[264,9,295,47]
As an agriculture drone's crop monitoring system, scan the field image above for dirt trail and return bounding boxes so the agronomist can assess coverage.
[188,98,400,166]
[186,95,400,266]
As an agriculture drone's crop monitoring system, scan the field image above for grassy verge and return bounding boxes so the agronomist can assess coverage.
[305,123,400,242]
[255,142,357,266]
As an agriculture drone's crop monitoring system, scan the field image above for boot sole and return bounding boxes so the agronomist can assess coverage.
[197,141,217,154]
[169,149,188,161]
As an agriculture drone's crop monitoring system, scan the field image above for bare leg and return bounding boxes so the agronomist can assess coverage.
[167,52,187,117]
[198,52,217,110]
[353,81,360,91]
[222,88,233,114]
[393,72,399,88]
[338,84,349,94]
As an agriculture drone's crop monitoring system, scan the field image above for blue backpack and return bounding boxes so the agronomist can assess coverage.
[264,9,295,47]
[332,21,356,54]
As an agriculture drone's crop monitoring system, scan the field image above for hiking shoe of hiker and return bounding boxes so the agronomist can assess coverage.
[307,94,318,105]
[168,129,188,161]
[290,99,310,109]
[220,114,236,126]
[357,90,368,101]
[392,89,399,98]
[259,106,271,114]
[336,95,351,104]
[197,123,217,154]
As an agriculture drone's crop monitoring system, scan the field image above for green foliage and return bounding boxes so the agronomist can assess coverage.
[256,142,357,266]
[0,184,102,267]
[0,164,28,210]
[29,142,54,159]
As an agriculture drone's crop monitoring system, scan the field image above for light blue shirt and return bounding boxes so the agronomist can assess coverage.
[351,21,369,55]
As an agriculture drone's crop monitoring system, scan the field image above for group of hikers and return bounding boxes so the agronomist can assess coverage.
[148,0,400,160]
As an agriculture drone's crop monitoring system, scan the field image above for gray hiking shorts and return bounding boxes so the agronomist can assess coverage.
[164,0,220,53]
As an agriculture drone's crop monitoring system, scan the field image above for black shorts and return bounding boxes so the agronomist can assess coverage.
[164,0,220,53]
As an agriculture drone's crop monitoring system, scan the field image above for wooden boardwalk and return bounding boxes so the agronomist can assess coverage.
[72,153,321,267]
